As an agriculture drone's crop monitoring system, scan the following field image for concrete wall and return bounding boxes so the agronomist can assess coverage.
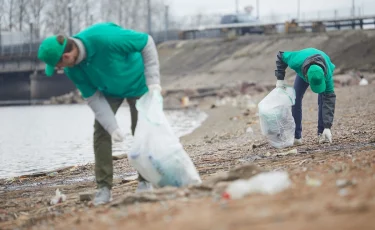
[0,71,31,101]
[0,71,76,102]
[30,72,76,100]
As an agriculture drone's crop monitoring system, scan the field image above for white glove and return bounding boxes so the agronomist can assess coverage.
[111,128,125,142]
[276,80,286,88]
[148,84,162,92]
[319,128,332,144]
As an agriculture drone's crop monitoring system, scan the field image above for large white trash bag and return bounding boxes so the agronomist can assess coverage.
[129,89,202,188]
[258,86,296,149]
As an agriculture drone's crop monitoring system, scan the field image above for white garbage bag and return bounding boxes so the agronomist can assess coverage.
[128,89,202,188]
[258,86,296,149]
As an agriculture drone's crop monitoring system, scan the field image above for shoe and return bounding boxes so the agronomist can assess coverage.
[136,181,154,193]
[318,133,329,144]
[294,138,303,146]
[93,187,112,206]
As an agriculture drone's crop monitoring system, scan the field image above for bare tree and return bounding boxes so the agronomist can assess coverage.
[16,0,27,31]
[43,0,70,35]
[4,0,17,31]
[23,0,45,40]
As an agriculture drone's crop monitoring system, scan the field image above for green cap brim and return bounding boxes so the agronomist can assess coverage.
[45,64,55,77]
[310,82,325,94]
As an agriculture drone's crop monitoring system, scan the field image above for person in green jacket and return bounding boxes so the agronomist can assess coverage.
[274,48,336,145]
[37,22,161,206]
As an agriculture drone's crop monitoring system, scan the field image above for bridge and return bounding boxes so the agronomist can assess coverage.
[0,42,76,105]
[1,15,374,105]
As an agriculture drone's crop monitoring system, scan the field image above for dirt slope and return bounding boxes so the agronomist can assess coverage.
[158,30,375,89]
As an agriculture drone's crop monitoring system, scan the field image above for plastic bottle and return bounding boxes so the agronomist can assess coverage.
[222,171,291,200]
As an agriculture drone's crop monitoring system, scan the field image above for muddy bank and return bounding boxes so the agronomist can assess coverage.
[1,83,375,229]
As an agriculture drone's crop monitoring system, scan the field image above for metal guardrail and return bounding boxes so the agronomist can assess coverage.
[179,14,375,39]
[0,42,40,59]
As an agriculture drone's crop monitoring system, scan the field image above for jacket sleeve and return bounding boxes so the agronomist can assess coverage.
[86,91,119,135]
[141,35,161,86]
[322,92,336,129]
[275,51,288,80]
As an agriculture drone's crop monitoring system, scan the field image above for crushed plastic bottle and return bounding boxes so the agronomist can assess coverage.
[222,171,292,200]
[50,189,67,205]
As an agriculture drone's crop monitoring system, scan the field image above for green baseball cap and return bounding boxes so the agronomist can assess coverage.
[37,35,67,77]
[307,64,325,94]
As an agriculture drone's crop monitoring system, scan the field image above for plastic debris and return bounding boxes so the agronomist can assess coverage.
[258,87,296,149]
[273,148,298,157]
[305,175,322,187]
[336,179,356,188]
[359,78,369,86]
[338,188,349,197]
[48,172,58,177]
[246,127,254,134]
[222,171,292,199]
[50,189,67,205]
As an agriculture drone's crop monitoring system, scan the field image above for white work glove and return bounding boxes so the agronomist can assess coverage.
[148,84,162,92]
[319,128,332,144]
[111,128,125,142]
[276,80,286,88]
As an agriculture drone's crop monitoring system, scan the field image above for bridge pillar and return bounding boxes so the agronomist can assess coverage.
[30,71,76,100]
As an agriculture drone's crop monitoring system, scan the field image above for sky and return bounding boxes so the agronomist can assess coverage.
[166,0,375,18]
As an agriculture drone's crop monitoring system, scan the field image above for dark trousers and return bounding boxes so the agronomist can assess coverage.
[93,96,145,189]
[292,75,325,139]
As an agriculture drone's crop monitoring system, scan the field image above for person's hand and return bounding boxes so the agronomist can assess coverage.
[319,128,332,144]
[276,80,286,88]
[111,128,125,142]
[148,84,162,92]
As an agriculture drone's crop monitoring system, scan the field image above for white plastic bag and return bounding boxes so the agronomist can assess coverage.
[258,86,296,149]
[128,89,202,188]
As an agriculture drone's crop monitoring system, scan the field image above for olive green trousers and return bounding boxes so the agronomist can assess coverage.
[93,96,145,189]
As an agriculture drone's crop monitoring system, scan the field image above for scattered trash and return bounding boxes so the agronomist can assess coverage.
[359,77,369,86]
[273,148,298,157]
[258,87,296,149]
[338,188,349,197]
[222,171,292,199]
[264,152,271,157]
[305,175,322,187]
[121,174,139,184]
[230,116,239,121]
[246,127,253,134]
[112,154,128,161]
[69,166,79,172]
[50,189,66,205]
[336,179,356,188]
[181,96,190,107]
[48,172,58,177]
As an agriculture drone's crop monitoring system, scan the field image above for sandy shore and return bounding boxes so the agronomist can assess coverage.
[0,83,375,230]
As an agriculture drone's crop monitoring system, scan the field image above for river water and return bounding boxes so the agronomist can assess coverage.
[0,104,207,179]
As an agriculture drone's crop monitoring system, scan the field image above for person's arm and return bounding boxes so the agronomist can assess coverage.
[321,92,336,129]
[319,72,336,143]
[322,75,336,130]
[141,35,160,87]
[66,69,123,140]
[86,91,119,135]
[275,51,288,80]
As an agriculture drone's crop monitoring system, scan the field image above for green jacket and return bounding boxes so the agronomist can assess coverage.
[64,22,149,98]
[275,48,336,93]
[274,48,336,129]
